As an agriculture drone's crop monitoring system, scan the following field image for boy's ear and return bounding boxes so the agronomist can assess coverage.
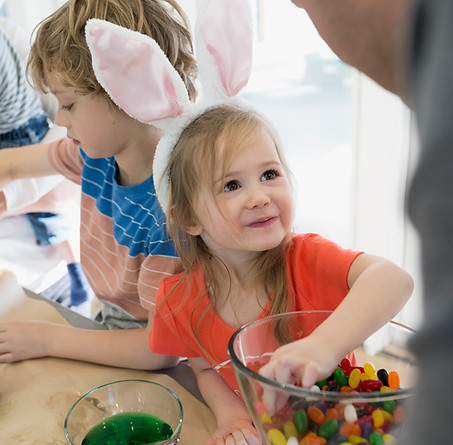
[170,206,203,236]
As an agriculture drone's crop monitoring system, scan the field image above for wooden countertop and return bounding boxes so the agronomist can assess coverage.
[0,270,216,445]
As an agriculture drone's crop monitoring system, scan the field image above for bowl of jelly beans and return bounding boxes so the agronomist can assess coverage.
[228,311,417,445]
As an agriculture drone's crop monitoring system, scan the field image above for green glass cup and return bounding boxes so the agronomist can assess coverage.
[64,379,183,445]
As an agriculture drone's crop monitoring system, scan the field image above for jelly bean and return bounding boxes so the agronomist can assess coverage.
[360,372,371,382]
[382,433,397,445]
[360,420,373,439]
[377,369,389,386]
[360,379,383,391]
[372,409,385,428]
[283,421,298,439]
[381,418,393,433]
[308,405,326,424]
[325,435,349,445]
[316,378,328,389]
[340,357,352,369]
[327,382,341,392]
[382,399,395,414]
[326,407,340,420]
[294,410,308,434]
[254,400,267,416]
[302,435,327,445]
[392,404,405,423]
[314,402,328,414]
[363,362,376,376]
[318,419,339,439]
[388,371,400,390]
[348,435,367,444]
[339,421,361,437]
[348,368,361,389]
[261,412,272,424]
[344,404,358,423]
[380,386,391,392]
[334,368,348,387]
[268,428,287,445]
[368,432,385,445]
[286,437,298,445]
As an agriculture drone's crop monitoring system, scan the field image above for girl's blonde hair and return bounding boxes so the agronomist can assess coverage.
[27,0,197,102]
[166,105,296,347]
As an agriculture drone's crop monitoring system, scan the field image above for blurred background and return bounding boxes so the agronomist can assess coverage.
[1,0,422,329]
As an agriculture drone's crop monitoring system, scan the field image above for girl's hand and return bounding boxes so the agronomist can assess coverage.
[206,418,262,445]
[0,320,52,362]
[258,334,339,414]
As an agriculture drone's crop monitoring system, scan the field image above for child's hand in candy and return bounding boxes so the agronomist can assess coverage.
[258,334,340,414]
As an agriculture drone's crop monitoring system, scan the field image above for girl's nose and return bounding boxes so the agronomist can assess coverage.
[247,185,271,208]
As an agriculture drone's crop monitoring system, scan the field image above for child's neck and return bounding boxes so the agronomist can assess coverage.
[116,126,163,186]
[210,260,268,329]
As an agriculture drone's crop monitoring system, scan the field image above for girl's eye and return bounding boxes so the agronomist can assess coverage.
[61,104,73,111]
[223,180,241,192]
[261,169,279,181]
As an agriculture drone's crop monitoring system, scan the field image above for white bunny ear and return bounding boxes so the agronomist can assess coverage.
[196,0,254,99]
[85,18,191,124]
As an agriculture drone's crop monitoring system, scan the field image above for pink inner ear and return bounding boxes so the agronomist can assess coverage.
[200,0,253,97]
[89,24,182,122]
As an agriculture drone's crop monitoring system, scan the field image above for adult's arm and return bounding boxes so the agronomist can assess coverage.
[290,0,412,97]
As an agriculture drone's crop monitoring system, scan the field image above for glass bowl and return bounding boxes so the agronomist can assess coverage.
[228,311,417,445]
[64,379,183,445]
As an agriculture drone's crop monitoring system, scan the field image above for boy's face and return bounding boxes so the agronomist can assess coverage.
[188,128,294,260]
[46,74,138,159]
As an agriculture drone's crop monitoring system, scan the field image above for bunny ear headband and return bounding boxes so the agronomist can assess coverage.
[85,0,254,214]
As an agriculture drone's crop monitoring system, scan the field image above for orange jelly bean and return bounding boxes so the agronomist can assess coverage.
[339,421,361,437]
[308,406,326,424]
[388,371,401,390]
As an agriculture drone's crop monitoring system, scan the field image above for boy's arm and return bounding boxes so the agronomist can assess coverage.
[0,308,179,370]
[0,141,57,189]
[189,357,261,445]
[289,0,412,97]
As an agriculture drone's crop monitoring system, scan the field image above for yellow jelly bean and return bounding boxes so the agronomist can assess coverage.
[348,434,367,444]
[268,428,287,445]
[360,372,371,381]
[364,362,376,375]
[383,433,397,445]
[380,386,391,392]
[372,409,385,428]
[261,413,272,424]
[283,421,298,439]
[349,368,361,389]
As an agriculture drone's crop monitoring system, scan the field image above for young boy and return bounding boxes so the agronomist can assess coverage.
[0,0,197,370]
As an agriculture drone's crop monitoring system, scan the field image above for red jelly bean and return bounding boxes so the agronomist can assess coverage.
[361,379,383,391]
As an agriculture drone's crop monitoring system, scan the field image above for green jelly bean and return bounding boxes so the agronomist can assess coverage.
[294,410,308,434]
[383,399,396,414]
[316,378,327,388]
[333,367,348,387]
[369,432,385,445]
[318,418,339,439]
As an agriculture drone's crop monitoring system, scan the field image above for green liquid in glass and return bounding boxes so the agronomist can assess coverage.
[81,411,174,445]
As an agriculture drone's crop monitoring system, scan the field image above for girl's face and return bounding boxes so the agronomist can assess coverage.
[46,74,140,159]
[188,128,294,259]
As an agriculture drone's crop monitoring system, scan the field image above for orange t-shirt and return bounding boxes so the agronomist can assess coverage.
[149,233,362,394]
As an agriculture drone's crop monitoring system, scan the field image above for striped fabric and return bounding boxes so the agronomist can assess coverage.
[0,27,42,134]
[49,138,182,320]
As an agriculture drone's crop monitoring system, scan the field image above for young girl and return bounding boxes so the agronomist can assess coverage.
[148,104,413,444]
[0,0,196,369]
[84,6,413,443]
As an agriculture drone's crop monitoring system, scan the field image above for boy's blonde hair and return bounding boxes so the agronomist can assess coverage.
[166,105,295,341]
[27,0,197,102]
